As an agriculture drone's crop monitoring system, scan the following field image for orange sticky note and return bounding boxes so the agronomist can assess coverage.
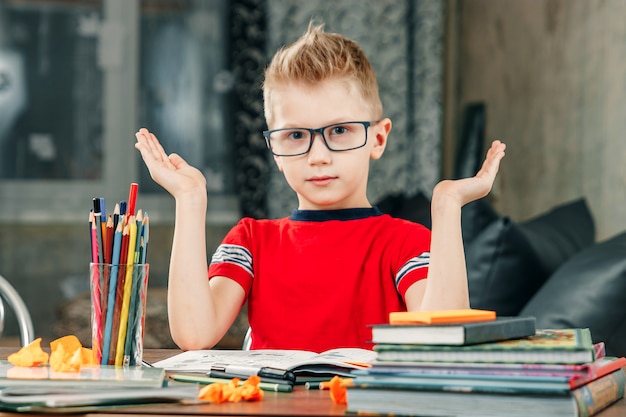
[389,309,496,325]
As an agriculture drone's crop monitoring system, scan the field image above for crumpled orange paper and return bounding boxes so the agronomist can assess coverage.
[6,338,49,367]
[49,343,81,372]
[198,376,264,403]
[328,376,354,405]
[49,335,95,371]
[7,335,94,372]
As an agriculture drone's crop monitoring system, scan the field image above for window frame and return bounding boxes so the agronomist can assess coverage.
[0,0,239,226]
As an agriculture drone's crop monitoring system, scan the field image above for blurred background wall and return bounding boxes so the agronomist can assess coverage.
[444,0,626,242]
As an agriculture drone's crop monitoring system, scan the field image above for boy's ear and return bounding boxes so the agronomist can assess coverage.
[370,118,392,160]
[273,155,284,172]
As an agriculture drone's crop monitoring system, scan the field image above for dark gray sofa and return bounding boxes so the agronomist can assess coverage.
[376,194,626,357]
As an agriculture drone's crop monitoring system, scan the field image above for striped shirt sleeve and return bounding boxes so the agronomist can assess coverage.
[210,244,253,277]
[395,251,430,294]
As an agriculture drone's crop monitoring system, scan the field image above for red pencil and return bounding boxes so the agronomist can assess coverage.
[127,183,138,217]
[104,215,114,264]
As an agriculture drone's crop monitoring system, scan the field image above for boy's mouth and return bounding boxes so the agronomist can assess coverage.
[307,176,337,186]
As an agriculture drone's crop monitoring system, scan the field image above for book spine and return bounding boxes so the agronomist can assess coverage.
[464,317,536,345]
[572,369,625,417]
[569,358,626,389]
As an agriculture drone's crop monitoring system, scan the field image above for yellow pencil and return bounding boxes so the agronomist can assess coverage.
[115,215,137,365]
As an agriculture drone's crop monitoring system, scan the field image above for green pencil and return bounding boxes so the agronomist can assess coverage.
[170,374,294,393]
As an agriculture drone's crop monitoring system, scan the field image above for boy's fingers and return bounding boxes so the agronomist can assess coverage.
[168,153,191,170]
[135,130,155,154]
[135,128,175,168]
[150,132,170,159]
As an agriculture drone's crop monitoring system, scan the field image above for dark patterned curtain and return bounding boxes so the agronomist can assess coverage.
[229,0,444,219]
[265,0,444,218]
[230,0,269,219]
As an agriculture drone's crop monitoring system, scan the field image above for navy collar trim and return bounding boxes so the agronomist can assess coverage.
[290,207,383,222]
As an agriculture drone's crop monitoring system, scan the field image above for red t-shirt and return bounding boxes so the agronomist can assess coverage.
[208,207,431,353]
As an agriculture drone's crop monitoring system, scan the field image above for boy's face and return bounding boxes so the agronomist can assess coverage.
[268,78,391,210]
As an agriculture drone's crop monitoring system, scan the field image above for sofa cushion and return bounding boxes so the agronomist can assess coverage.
[467,217,547,316]
[467,198,595,316]
[461,199,500,245]
[520,231,626,357]
[376,192,431,229]
[517,198,595,278]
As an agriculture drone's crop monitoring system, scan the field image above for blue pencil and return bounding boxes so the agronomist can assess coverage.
[112,203,121,235]
[101,221,123,365]
[99,197,107,224]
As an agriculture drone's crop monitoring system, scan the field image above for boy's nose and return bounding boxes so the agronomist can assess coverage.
[307,133,331,163]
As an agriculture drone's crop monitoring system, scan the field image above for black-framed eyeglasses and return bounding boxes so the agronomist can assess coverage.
[263,121,372,157]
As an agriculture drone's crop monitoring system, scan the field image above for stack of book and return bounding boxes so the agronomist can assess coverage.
[346,310,626,417]
[0,360,197,412]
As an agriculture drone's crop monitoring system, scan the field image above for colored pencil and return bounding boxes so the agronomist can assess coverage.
[92,198,104,263]
[104,215,114,264]
[140,215,149,264]
[134,210,144,263]
[106,223,126,364]
[119,211,145,364]
[127,183,138,217]
[112,203,120,239]
[89,211,98,264]
[109,223,130,364]
[89,211,103,364]
[125,252,146,366]
[99,197,107,242]
[115,216,137,365]
[102,215,114,324]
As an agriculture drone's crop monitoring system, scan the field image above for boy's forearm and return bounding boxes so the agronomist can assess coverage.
[420,192,470,311]
[167,193,220,349]
[418,140,505,311]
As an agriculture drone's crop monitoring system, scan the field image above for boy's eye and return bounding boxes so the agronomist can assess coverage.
[287,130,307,140]
[329,126,348,135]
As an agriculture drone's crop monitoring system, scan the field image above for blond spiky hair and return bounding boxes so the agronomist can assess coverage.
[262,22,383,127]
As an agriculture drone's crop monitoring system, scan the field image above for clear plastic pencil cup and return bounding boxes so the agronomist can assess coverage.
[89,263,149,367]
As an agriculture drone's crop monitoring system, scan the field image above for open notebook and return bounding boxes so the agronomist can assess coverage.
[152,348,377,378]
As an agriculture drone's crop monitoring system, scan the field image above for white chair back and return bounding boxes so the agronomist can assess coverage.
[0,274,35,346]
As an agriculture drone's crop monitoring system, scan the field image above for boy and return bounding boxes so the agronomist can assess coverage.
[134,23,506,353]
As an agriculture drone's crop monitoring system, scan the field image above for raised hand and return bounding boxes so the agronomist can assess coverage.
[134,128,207,199]
[433,140,506,208]
[414,140,506,311]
